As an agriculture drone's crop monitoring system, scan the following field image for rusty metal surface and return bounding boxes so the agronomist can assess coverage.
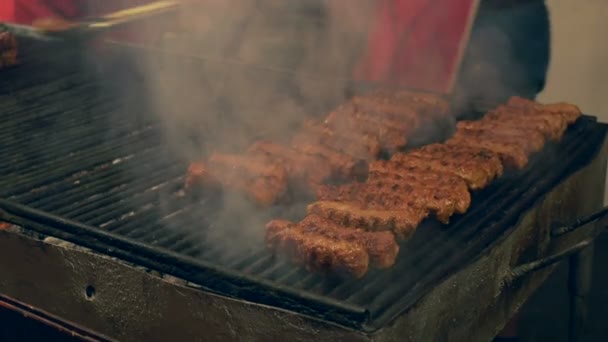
[0,140,605,342]
[0,294,115,342]
[0,231,368,342]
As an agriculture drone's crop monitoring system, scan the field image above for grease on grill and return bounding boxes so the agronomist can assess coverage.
[0,26,18,69]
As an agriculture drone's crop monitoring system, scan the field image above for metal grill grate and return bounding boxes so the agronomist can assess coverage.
[0,45,606,331]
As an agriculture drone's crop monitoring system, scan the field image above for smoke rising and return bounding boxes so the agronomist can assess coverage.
[108,1,376,256]
[103,0,540,264]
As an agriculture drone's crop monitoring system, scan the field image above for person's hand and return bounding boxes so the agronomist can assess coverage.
[32,17,77,32]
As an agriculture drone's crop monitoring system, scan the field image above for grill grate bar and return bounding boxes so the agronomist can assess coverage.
[0,84,94,125]
[267,266,301,282]
[0,48,85,92]
[1,128,161,198]
[72,174,183,227]
[1,104,134,175]
[89,184,187,231]
[26,157,180,216]
[108,195,191,236]
[0,71,84,99]
[0,90,122,139]
[180,245,205,257]
[26,166,129,208]
[1,102,113,153]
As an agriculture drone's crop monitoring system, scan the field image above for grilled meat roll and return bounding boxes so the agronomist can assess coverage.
[506,96,582,124]
[307,201,428,239]
[298,215,400,269]
[355,89,451,117]
[297,119,382,161]
[412,143,504,178]
[185,154,288,206]
[447,132,530,170]
[291,138,369,180]
[484,108,567,141]
[368,163,471,208]
[456,120,546,154]
[390,151,494,190]
[324,104,409,151]
[316,179,469,224]
[266,219,370,278]
[247,141,332,188]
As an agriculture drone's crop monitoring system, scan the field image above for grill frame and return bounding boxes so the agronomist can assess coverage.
[1,38,607,333]
[1,116,605,332]
[1,150,606,342]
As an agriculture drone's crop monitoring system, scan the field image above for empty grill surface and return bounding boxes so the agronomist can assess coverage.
[0,44,606,332]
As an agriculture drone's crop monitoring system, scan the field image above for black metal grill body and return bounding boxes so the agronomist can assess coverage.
[1,150,606,342]
[0,40,607,339]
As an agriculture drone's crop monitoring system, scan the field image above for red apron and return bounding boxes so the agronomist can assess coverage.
[355,0,480,93]
[1,0,480,92]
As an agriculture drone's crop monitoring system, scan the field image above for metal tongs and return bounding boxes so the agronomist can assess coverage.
[3,1,180,42]
[503,206,608,285]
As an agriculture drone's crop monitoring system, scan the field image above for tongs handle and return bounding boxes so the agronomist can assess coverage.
[503,207,608,285]
[29,1,180,40]
[84,1,180,31]
[552,206,608,237]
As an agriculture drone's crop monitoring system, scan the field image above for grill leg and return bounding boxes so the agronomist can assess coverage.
[568,244,594,342]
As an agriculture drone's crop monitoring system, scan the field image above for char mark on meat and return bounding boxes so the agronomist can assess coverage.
[316,178,469,224]
[412,143,504,178]
[357,89,451,117]
[291,138,369,180]
[307,201,428,239]
[367,163,470,209]
[324,104,409,151]
[506,96,582,124]
[299,215,400,269]
[456,120,546,153]
[184,154,288,206]
[484,108,567,141]
[446,132,529,170]
[390,152,492,190]
[247,141,332,188]
[297,119,382,160]
[266,219,370,278]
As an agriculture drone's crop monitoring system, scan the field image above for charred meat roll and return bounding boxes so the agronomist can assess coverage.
[390,151,494,190]
[456,120,546,154]
[506,96,582,124]
[324,104,409,151]
[446,132,530,170]
[307,200,429,240]
[247,141,332,188]
[185,153,288,206]
[297,119,382,161]
[266,219,370,278]
[297,215,400,269]
[484,108,567,141]
[316,178,469,224]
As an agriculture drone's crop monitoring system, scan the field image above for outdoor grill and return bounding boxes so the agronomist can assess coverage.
[1,35,608,342]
